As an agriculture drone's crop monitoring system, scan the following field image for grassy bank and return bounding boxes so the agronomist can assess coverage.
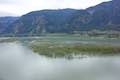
[0,34,119,57]
[26,34,120,57]
[29,41,120,57]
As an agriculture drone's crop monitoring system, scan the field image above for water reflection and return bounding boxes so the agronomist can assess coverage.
[0,43,120,80]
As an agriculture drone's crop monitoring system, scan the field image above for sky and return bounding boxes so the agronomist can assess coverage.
[0,0,110,16]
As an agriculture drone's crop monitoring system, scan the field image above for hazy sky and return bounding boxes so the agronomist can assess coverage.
[0,0,110,16]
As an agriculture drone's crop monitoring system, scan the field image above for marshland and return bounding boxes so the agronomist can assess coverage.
[0,34,120,80]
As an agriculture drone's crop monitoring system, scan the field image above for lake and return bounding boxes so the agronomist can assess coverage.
[0,42,120,80]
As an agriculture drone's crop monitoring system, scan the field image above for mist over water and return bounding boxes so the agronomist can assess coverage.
[0,43,120,80]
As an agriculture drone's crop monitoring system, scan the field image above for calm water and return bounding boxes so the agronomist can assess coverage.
[0,43,120,80]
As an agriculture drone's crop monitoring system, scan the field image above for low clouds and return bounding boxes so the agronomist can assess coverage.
[0,0,23,4]
[0,0,110,16]
[0,0,23,5]
[0,11,17,16]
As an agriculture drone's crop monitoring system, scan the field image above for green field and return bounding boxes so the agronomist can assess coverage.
[23,34,120,57]
[0,34,120,57]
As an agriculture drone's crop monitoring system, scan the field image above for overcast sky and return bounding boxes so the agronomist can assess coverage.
[0,0,110,16]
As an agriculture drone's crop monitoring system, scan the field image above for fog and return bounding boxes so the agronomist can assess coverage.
[0,43,120,80]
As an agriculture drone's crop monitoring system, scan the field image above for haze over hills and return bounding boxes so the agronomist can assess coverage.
[0,12,18,17]
[0,0,120,35]
[0,17,19,34]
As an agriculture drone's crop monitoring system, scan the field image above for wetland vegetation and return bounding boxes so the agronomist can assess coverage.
[0,34,120,80]
[0,34,120,58]
[18,34,120,57]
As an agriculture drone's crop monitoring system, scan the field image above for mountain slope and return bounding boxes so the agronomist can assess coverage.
[3,0,120,35]
[68,0,120,31]
[7,9,77,34]
[87,1,112,14]
[0,17,19,34]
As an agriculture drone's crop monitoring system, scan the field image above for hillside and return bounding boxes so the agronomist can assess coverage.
[7,9,77,34]
[0,17,19,34]
[68,0,120,31]
[1,0,120,35]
